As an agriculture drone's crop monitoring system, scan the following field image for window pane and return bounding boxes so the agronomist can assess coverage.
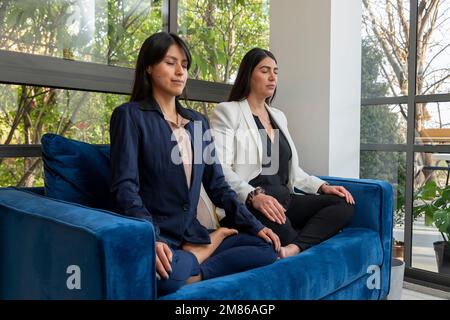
[0,0,162,68]
[415,102,450,145]
[178,0,270,83]
[360,151,406,256]
[0,84,128,145]
[416,0,450,95]
[413,152,450,275]
[361,104,407,144]
[0,157,43,187]
[362,0,410,98]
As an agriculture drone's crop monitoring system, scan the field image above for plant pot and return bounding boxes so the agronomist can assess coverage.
[433,241,450,275]
[387,258,405,300]
[392,241,405,261]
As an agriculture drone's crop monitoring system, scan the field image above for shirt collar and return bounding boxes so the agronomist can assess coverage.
[138,95,194,121]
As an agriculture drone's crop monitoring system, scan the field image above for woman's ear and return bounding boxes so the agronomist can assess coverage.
[146,66,152,74]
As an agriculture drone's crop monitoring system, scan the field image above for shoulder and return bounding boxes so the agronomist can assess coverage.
[111,101,141,117]
[214,101,241,115]
[110,102,143,124]
[211,101,242,128]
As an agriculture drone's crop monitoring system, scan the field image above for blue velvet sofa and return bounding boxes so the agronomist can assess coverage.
[0,134,394,300]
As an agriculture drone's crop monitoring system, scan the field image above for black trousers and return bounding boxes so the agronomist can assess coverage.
[224,194,354,252]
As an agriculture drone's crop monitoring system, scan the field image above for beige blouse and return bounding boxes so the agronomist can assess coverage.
[165,113,218,229]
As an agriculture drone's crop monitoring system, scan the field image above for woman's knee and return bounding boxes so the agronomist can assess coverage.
[325,195,355,222]
[253,237,278,264]
[252,211,297,246]
[157,249,200,296]
[342,203,355,225]
[334,202,355,227]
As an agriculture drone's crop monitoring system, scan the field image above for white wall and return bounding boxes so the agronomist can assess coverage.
[270,0,361,178]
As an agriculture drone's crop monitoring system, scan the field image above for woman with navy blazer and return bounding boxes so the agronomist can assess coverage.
[109,33,279,296]
[210,48,355,258]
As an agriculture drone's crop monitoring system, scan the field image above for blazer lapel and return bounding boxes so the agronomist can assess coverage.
[239,99,263,164]
[266,105,291,144]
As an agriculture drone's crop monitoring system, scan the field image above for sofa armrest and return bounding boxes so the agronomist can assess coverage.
[319,176,394,299]
[0,187,156,300]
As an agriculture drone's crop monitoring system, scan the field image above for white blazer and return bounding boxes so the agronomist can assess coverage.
[210,99,326,205]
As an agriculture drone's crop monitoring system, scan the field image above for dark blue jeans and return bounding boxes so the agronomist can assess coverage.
[157,232,277,296]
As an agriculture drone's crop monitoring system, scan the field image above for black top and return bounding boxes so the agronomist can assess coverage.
[249,114,292,207]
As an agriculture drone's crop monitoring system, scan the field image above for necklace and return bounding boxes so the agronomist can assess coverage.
[161,109,180,126]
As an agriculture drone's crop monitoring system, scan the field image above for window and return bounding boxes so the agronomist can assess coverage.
[178,0,270,83]
[0,0,163,68]
[361,104,407,144]
[362,0,410,98]
[416,0,450,95]
[0,157,43,187]
[362,0,450,285]
[413,152,450,274]
[0,84,128,145]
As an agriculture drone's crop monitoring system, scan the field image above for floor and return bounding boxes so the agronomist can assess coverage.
[401,282,450,300]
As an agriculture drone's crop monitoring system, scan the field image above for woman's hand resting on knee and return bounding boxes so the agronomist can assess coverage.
[156,241,173,280]
[257,227,281,252]
[319,184,355,205]
[251,193,286,224]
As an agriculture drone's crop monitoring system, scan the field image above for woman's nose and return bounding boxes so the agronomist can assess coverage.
[175,63,184,75]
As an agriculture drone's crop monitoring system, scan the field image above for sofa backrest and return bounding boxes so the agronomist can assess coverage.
[41,133,113,211]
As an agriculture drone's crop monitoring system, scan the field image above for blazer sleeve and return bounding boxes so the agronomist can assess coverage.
[210,103,255,203]
[276,110,326,194]
[109,105,161,240]
[200,115,264,235]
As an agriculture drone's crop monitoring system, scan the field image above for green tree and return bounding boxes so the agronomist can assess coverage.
[179,0,270,116]
[360,39,407,225]
[0,0,161,187]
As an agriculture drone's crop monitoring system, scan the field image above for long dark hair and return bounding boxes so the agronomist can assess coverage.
[228,48,277,104]
[130,32,192,102]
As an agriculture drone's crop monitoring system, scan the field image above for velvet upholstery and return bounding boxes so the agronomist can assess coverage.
[0,187,156,300]
[319,176,394,299]
[41,133,113,211]
[0,137,393,300]
[161,228,382,300]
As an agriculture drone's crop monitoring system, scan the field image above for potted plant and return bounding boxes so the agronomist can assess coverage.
[413,181,450,274]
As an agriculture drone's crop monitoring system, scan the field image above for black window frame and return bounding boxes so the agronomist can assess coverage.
[361,0,450,291]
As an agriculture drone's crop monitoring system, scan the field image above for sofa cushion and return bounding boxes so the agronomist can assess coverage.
[41,133,113,210]
[160,227,383,300]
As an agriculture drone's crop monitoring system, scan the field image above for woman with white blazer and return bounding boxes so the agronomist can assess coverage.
[210,48,355,258]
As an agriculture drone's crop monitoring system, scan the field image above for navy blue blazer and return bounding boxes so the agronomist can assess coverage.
[109,97,264,248]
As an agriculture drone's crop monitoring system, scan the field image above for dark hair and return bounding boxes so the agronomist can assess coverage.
[130,32,192,102]
[228,48,277,104]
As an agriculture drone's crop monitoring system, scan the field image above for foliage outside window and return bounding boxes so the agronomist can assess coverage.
[178,0,270,83]
[0,0,163,67]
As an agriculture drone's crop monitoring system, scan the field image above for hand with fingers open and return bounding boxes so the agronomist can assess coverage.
[319,184,355,205]
[251,193,287,225]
